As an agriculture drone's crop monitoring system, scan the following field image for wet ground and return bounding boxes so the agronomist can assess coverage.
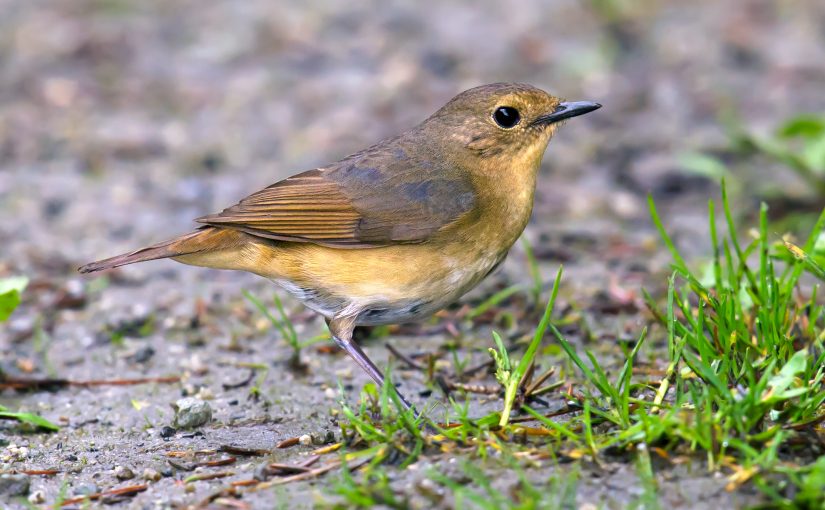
[2,1,824,508]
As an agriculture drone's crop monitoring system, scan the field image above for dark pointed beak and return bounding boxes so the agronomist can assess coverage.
[534,100,601,126]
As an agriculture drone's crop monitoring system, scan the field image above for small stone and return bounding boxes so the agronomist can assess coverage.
[181,354,208,375]
[142,468,161,482]
[324,387,337,399]
[167,459,195,472]
[195,387,214,400]
[0,474,30,497]
[298,434,312,446]
[28,489,46,504]
[7,445,29,460]
[114,465,135,480]
[334,367,353,379]
[132,345,155,363]
[55,279,87,309]
[311,431,335,445]
[73,483,99,496]
[160,426,177,438]
[173,398,212,429]
[253,463,273,481]
[416,478,444,501]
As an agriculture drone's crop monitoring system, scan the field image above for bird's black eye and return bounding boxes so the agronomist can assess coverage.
[493,106,520,128]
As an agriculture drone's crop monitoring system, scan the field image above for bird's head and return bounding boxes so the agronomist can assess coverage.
[424,82,600,170]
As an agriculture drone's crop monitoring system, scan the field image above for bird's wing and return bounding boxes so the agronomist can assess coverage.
[195,155,477,248]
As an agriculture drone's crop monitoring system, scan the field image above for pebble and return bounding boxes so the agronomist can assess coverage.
[143,467,162,482]
[160,426,177,438]
[73,483,98,496]
[253,463,273,481]
[28,489,46,504]
[311,431,335,445]
[195,387,215,400]
[173,398,212,429]
[416,478,444,501]
[114,465,136,480]
[298,434,312,446]
[334,368,353,379]
[0,474,30,497]
[132,345,156,363]
[3,444,30,461]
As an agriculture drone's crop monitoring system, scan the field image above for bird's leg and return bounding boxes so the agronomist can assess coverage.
[328,316,416,413]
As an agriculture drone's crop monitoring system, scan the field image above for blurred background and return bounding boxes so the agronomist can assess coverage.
[2,0,824,280]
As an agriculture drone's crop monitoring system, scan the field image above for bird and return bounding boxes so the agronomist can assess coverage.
[79,82,600,411]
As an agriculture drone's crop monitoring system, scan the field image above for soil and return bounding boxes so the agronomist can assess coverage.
[2,1,824,508]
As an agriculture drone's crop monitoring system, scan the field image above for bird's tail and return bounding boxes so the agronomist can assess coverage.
[78,227,245,274]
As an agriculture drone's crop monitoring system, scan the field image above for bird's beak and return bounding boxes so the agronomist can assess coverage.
[534,100,602,126]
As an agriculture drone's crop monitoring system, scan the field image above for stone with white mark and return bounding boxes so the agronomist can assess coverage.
[28,489,46,504]
[173,398,213,429]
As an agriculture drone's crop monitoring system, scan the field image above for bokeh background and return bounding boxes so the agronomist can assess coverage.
[1,1,824,507]
[3,0,824,275]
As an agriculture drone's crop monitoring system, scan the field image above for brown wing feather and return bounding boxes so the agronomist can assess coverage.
[196,169,368,246]
[196,150,478,247]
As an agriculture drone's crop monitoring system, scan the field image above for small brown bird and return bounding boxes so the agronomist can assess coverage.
[80,83,600,410]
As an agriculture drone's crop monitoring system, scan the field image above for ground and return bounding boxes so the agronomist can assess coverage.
[1,1,824,509]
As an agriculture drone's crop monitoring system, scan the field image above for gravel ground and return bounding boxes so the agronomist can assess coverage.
[2,1,824,508]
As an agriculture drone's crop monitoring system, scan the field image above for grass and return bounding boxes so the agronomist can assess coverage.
[681,112,825,199]
[0,276,28,322]
[320,181,824,509]
[493,266,561,427]
[0,276,61,432]
[429,459,581,510]
[731,114,825,196]
[0,404,59,432]
[636,184,824,504]
[243,290,328,369]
